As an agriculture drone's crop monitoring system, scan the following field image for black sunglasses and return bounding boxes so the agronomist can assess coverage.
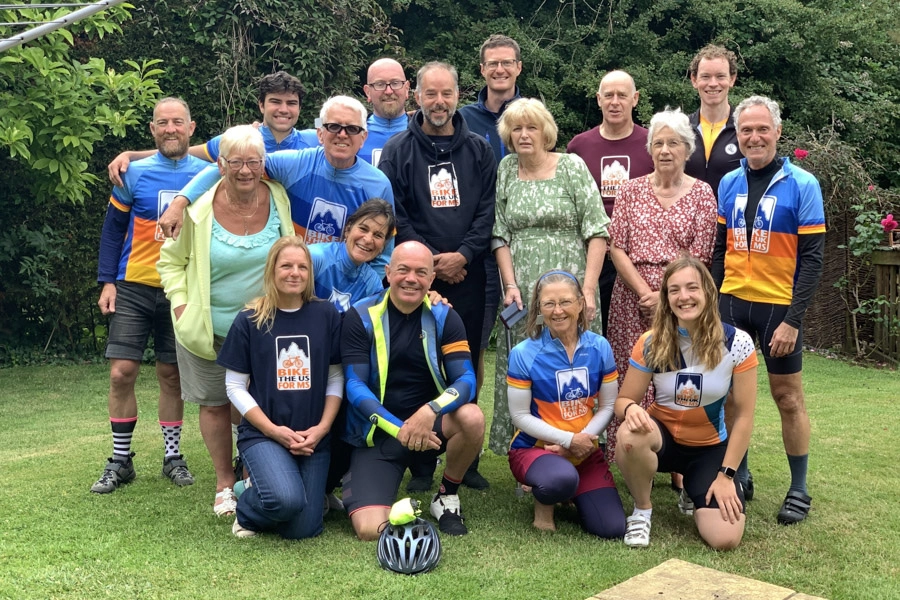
[321,123,365,136]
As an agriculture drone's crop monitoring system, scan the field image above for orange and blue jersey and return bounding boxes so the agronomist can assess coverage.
[98,153,208,287]
[630,325,758,447]
[507,328,618,451]
[716,157,825,305]
[202,125,319,162]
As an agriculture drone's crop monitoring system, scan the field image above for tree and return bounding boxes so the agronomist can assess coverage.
[0,4,163,362]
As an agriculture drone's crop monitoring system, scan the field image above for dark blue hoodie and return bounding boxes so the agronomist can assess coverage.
[378,110,497,265]
[458,85,522,164]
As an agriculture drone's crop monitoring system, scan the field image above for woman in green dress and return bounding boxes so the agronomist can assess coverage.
[490,98,611,456]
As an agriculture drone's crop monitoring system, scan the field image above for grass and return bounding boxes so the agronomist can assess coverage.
[0,351,897,599]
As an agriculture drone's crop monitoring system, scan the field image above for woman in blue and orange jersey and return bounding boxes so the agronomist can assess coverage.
[505,269,625,537]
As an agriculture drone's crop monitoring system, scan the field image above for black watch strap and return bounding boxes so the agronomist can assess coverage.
[719,466,737,479]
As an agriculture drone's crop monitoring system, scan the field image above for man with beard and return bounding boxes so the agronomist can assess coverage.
[378,62,496,491]
[360,58,411,167]
[92,97,209,494]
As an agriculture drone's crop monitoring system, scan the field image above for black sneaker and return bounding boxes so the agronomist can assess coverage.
[777,490,812,525]
[430,493,468,535]
[406,475,434,492]
[462,468,490,490]
[162,454,194,486]
[233,454,245,482]
[91,453,136,494]
[743,471,755,501]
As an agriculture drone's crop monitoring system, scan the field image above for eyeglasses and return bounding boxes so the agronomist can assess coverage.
[651,139,683,149]
[223,158,264,171]
[321,122,366,136]
[367,80,407,91]
[540,299,577,311]
[482,59,519,71]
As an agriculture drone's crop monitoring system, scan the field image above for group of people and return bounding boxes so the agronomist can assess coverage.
[93,37,825,552]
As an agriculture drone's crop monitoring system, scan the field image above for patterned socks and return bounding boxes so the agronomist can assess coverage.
[160,420,184,458]
[110,417,137,460]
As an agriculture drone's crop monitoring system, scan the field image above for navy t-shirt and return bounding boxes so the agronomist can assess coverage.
[217,300,342,452]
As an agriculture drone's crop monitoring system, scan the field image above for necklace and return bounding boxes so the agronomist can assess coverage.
[224,187,260,235]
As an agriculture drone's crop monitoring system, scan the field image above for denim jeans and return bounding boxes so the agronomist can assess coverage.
[237,438,330,539]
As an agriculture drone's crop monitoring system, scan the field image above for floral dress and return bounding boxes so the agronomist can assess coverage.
[605,175,716,461]
[489,152,610,455]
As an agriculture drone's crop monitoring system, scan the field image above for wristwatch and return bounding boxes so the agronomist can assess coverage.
[427,400,442,415]
[719,466,737,479]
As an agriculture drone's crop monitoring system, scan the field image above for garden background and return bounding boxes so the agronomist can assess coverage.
[1,0,898,365]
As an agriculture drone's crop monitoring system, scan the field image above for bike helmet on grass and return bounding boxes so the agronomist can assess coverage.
[377,517,442,575]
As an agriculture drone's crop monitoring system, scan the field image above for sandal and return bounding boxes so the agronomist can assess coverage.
[214,487,237,517]
[624,514,651,548]
[777,490,812,525]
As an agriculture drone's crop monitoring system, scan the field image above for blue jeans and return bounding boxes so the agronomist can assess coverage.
[237,438,330,539]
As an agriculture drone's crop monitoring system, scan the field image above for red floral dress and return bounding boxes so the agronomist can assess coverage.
[605,175,716,461]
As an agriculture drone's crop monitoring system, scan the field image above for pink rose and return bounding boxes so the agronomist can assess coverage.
[794,148,809,160]
[882,214,898,233]
[868,184,876,192]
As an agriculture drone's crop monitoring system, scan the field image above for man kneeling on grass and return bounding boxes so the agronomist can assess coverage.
[340,241,485,540]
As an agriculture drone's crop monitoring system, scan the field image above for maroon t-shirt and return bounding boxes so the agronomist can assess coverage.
[566,125,654,218]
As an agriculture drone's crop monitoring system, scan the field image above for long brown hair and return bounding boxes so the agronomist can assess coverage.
[524,270,588,339]
[246,236,316,331]
[646,254,724,371]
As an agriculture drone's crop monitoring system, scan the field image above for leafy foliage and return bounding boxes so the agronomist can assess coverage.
[0,5,163,363]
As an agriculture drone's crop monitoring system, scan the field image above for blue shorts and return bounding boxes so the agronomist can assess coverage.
[105,281,176,363]
[342,419,448,515]
[718,293,802,375]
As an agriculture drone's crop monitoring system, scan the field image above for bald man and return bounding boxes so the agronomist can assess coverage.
[340,241,484,539]
[360,58,411,166]
[567,70,653,336]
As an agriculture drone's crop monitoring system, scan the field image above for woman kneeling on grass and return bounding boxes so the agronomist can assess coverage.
[217,236,343,539]
[506,270,626,537]
[615,254,757,550]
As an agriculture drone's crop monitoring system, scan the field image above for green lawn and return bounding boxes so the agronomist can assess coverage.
[0,352,896,599]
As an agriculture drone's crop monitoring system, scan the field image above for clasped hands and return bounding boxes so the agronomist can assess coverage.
[544,432,598,461]
[397,405,441,452]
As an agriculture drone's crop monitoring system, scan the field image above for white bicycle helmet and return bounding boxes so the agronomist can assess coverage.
[376,517,442,575]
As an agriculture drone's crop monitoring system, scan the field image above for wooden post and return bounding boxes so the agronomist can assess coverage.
[872,248,900,364]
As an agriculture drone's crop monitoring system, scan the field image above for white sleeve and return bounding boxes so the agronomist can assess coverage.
[326,363,344,398]
[582,379,617,437]
[225,370,258,416]
[508,385,575,448]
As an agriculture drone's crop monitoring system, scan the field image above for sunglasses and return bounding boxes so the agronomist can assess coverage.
[321,123,365,136]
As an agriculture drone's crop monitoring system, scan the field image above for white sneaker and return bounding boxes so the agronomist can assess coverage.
[232,518,257,538]
[624,514,651,548]
[677,489,695,515]
[430,493,467,535]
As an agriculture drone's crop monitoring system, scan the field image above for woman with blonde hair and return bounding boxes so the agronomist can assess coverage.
[218,236,343,538]
[490,98,610,457]
[614,255,757,550]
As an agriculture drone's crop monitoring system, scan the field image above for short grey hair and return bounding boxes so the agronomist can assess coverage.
[415,62,459,92]
[734,95,782,130]
[319,95,368,130]
[646,107,696,158]
[219,124,265,160]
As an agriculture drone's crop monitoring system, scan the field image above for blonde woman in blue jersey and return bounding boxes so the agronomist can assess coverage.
[614,255,757,550]
[506,270,625,537]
